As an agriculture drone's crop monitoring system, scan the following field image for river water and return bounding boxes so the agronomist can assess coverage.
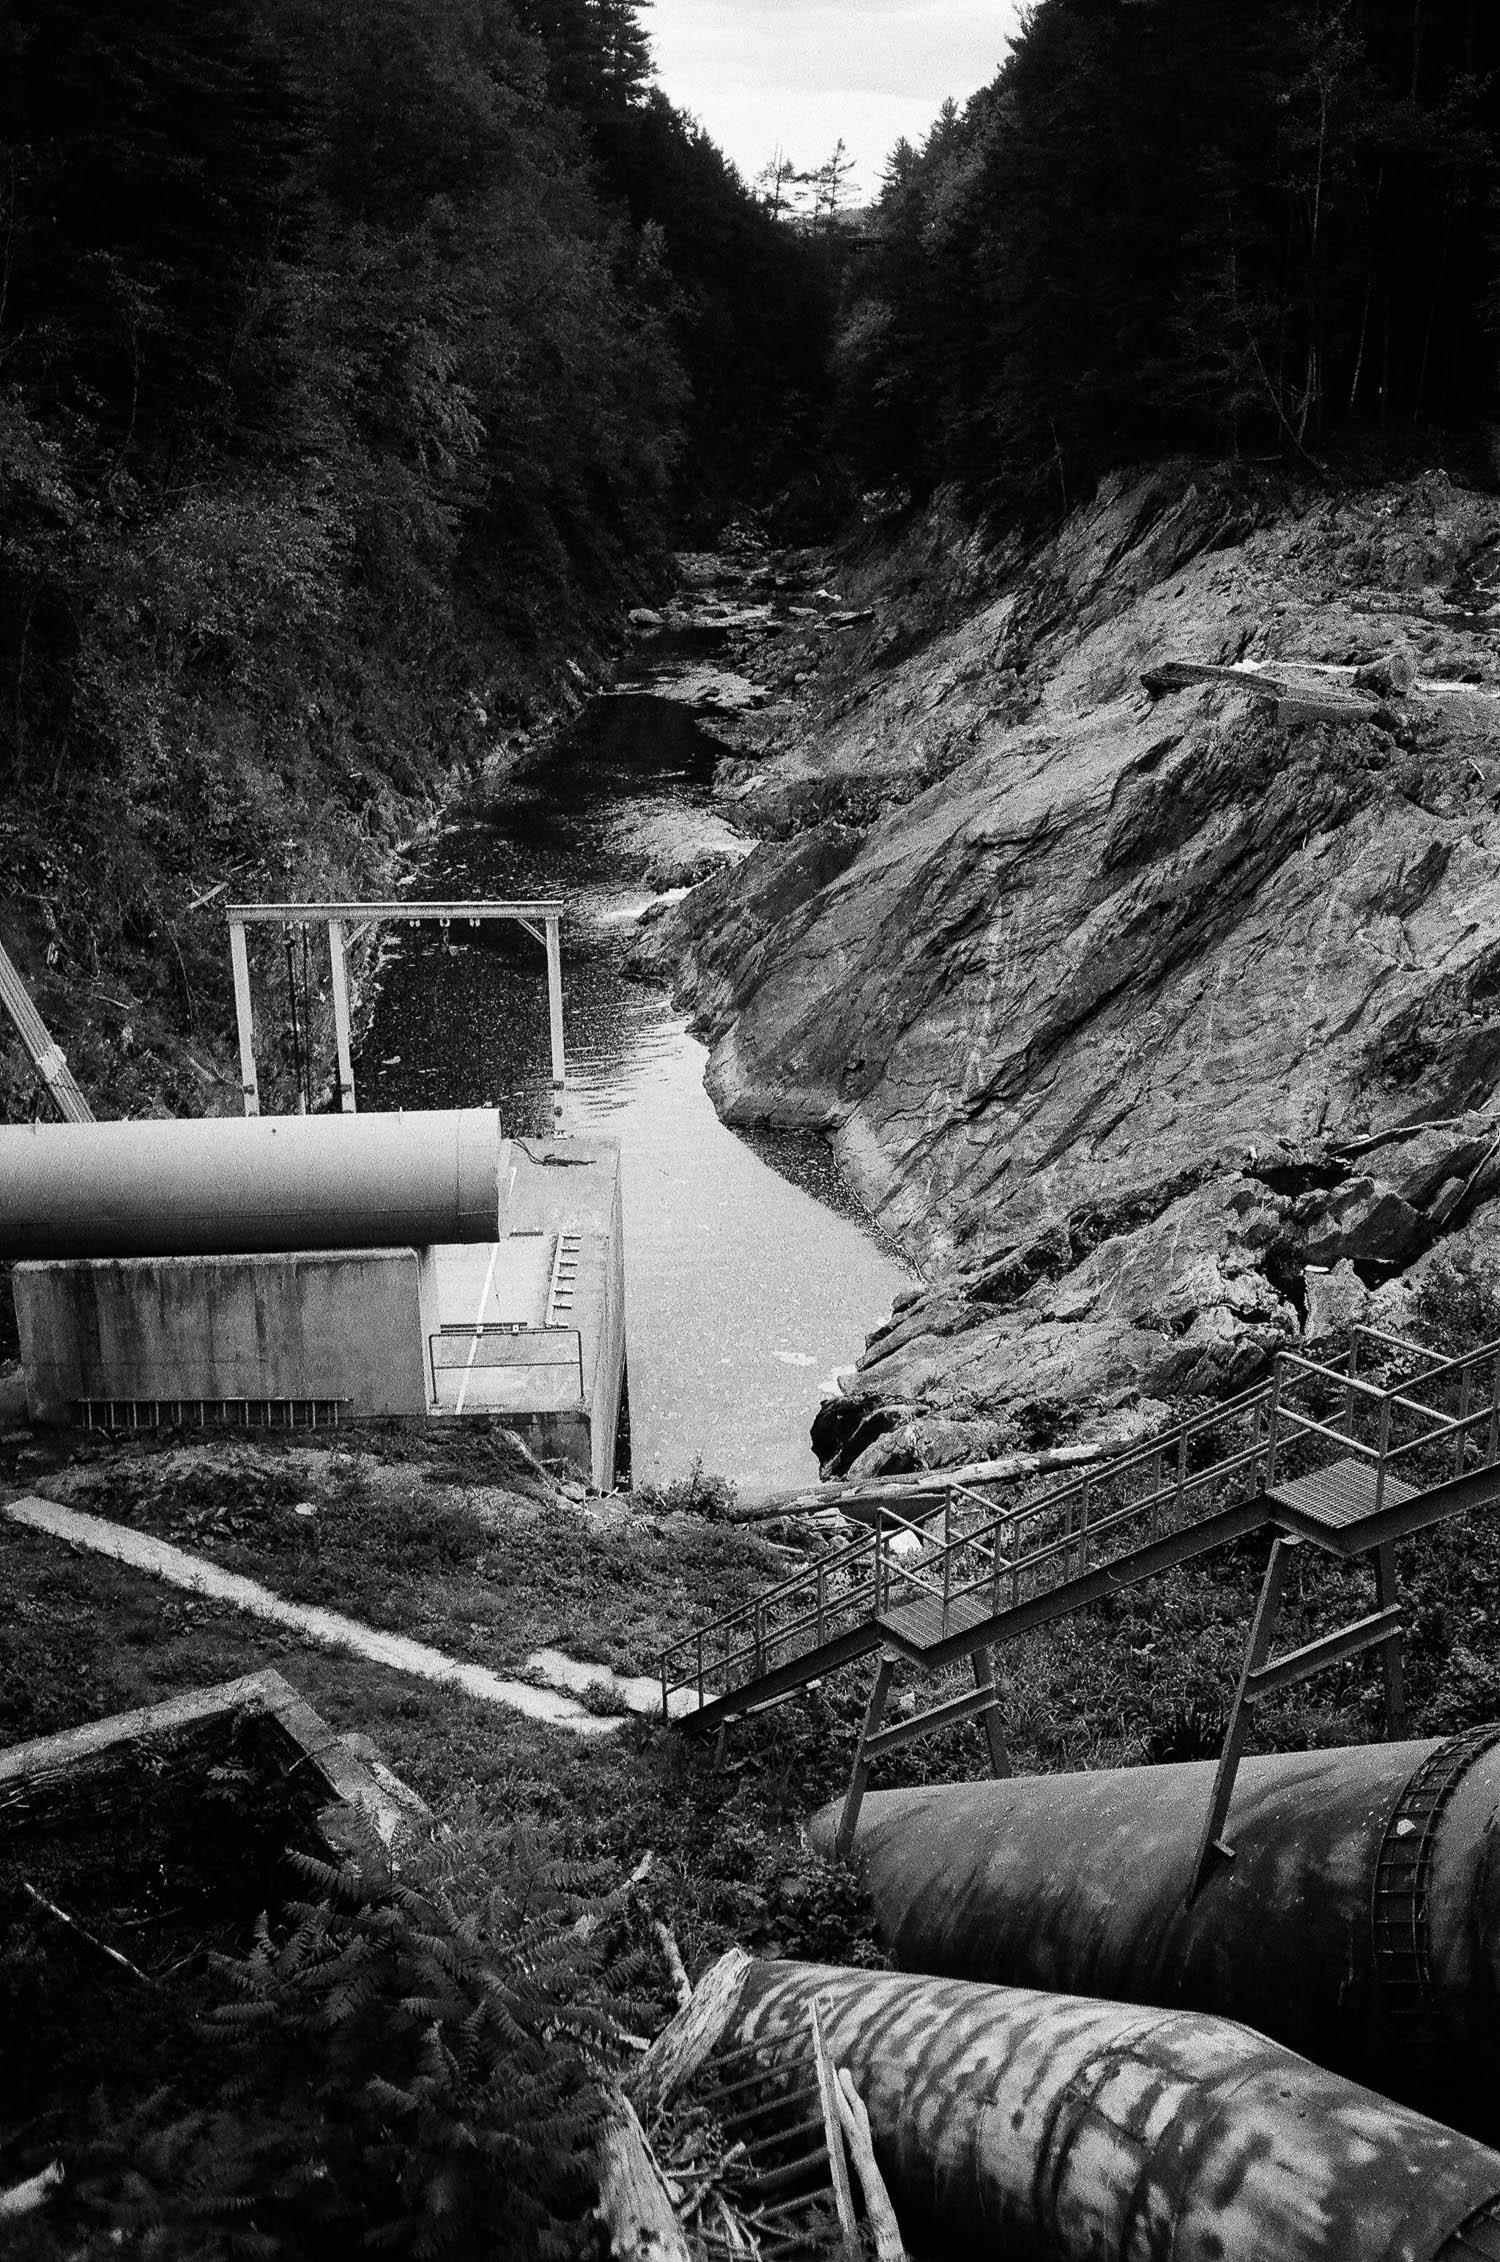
[358,683,911,1492]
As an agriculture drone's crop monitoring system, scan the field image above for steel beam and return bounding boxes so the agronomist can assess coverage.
[879,1495,1271,1674]
[228,919,259,1117]
[327,918,356,1113]
[1245,1605,1403,1702]
[225,899,564,922]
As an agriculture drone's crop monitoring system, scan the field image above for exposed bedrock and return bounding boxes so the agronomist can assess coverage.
[660,466,1500,1468]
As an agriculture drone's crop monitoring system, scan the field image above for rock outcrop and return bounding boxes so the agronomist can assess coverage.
[657,466,1500,1471]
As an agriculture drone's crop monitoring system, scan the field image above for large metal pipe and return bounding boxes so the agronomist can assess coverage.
[725,1958,1500,2262]
[0,1110,510,1258]
[809,1729,1500,2143]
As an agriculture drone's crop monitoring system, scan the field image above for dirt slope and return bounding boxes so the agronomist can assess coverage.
[659,465,1500,1473]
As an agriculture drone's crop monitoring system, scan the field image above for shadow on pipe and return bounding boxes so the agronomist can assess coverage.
[808,1729,1500,2144]
[724,1958,1500,2262]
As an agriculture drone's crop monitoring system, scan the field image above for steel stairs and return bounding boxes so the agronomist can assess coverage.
[659,1323,1500,1865]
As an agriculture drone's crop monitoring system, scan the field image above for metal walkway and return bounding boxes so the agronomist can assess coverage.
[659,1324,1500,1866]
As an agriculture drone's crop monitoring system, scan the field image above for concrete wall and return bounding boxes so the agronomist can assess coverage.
[585,1165,627,1491]
[15,1248,434,1422]
[488,1138,627,1491]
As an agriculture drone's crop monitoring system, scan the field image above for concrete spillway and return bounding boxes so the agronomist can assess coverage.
[809,1730,1500,2144]
[724,1958,1500,2262]
[0,1109,508,1258]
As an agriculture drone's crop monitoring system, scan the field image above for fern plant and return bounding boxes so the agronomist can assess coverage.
[72,1817,648,2260]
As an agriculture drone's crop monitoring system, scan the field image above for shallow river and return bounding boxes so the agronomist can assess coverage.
[359,685,911,1491]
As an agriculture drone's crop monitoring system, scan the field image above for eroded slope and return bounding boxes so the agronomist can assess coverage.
[662,468,1500,1472]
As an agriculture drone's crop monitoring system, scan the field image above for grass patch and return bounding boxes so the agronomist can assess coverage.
[7,1396,1500,2247]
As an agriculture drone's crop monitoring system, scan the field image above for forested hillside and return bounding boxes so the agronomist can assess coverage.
[0,0,829,1114]
[837,0,1500,508]
[4,0,1499,1125]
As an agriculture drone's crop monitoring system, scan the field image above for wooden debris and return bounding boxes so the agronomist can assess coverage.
[1141,658,1290,698]
[595,2092,693,2262]
[809,2002,860,2254]
[629,1948,752,2114]
[1141,657,1379,725]
[731,1434,1148,1523]
[834,2069,907,2262]
[654,1920,693,2010]
[0,2162,64,2222]
[1276,693,1384,727]
[22,1881,153,1987]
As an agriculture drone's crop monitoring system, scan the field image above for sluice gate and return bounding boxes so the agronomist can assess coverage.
[716,1957,1500,2262]
[809,1728,1500,2145]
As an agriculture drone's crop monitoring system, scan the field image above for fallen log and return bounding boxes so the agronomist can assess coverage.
[728,1435,1149,1524]
[629,1948,753,2115]
[1141,658,1380,723]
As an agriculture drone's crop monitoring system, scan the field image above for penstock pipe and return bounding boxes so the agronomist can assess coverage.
[725,1956,1500,2262]
[0,1109,509,1258]
[808,1729,1500,2144]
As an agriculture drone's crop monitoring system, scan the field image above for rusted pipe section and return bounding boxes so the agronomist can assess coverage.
[0,1110,509,1258]
[725,1958,1500,2262]
[809,1729,1500,2142]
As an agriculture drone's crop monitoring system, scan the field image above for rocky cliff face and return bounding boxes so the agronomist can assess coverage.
[657,465,1500,1474]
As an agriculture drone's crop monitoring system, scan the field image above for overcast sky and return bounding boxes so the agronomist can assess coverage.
[645,2,1024,205]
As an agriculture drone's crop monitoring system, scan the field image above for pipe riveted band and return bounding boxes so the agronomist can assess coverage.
[1373,1724,1500,2016]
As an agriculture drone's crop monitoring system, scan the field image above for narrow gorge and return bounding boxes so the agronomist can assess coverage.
[648,467,1500,1478]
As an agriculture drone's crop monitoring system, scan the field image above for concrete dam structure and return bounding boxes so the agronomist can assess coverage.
[1,1110,626,1486]
[809,1728,1500,2146]
[718,1956,1500,2262]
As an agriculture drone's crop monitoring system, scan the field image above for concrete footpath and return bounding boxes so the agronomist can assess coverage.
[4,1496,635,1736]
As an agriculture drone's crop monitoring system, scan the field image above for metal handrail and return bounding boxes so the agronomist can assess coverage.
[658,1524,879,1669]
[661,1380,1280,1701]
[659,1326,1500,1720]
[1352,1322,1448,1368]
[1277,1406,1382,1458]
[933,1437,1273,1613]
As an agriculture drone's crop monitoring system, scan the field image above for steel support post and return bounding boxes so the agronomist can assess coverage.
[1374,1542,1408,1737]
[228,919,259,1116]
[1189,1539,1292,1899]
[835,1653,896,1861]
[971,1646,1012,1779]
[327,919,357,1113]
[545,913,566,1135]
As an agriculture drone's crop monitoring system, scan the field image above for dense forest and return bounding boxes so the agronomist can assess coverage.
[0,0,832,1112]
[2,0,1500,1114]
[838,0,1500,508]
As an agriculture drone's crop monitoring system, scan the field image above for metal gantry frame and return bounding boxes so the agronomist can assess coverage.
[225,899,567,1125]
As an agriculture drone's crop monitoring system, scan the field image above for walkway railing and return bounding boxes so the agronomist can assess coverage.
[1275,1323,1500,1510]
[658,1323,1500,1730]
[658,1379,1277,1721]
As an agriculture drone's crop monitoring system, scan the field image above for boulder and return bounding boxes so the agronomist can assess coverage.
[1303,1261,1371,1344]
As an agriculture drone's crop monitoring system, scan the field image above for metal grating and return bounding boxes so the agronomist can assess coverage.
[1372,1725,1500,2016]
[688,2029,847,2258]
[1269,1455,1416,1531]
[77,1397,345,1433]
